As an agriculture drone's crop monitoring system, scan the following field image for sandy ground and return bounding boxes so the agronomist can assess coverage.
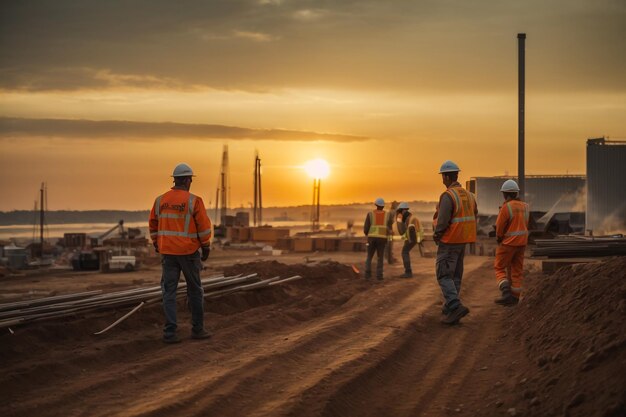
[1,245,623,417]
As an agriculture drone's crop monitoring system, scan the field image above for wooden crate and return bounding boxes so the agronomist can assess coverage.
[314,239,326,251]
[338,240,357,252]
[275,238,294,251]
[293,238,314,252]
[250,227,290,244]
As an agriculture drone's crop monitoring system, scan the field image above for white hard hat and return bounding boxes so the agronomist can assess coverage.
[374,197,385,207]
[398,202,409,210]
[172,163,195,177]
[438,160,460,174]
[500,179,520,192]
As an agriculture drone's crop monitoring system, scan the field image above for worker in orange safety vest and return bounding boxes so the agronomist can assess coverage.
[149,163,213,343]
[433,160,477,325]
[494,179,529,306]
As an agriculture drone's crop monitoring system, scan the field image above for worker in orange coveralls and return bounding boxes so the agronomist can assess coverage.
[149,163,213,343]
[494,179,529,306]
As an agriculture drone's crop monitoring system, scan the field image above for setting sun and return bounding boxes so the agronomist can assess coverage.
[303,158,331,180]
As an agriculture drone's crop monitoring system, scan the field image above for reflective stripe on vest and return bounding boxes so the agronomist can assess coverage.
[502,201,529,242]
[505,230,529,236]
[402,214,420,240]
[441,187,477,244]
[368,210,388,238]
[156,194,196,236]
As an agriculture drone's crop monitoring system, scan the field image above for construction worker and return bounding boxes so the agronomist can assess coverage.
[433,161,477,325]
[149,163,213,343]
[385,201,399,265]
[396,202,423,278]
[494,179,529,306]
[363,198,392,281]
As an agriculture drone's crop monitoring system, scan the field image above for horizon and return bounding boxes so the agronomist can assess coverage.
[1,1,624,211]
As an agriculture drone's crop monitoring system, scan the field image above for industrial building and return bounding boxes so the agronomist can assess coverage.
[466,175,586,216]
[586,138,626,234]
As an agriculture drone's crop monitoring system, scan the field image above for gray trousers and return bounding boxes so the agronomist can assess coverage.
[365,237,387,279]
[436,242,466,310]
[402,241,417,273]
[161,251,204,336]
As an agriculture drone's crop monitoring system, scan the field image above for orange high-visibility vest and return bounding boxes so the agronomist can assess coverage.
[149,189,213,255]
[367,210,389,238]
[435,186,477,244]
[496,199,529,246]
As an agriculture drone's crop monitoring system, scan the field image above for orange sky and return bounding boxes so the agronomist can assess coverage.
[0,1,624,210]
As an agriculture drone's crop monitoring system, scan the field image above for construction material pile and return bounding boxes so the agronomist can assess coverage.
[0,272,304,331]
[506,256,626,416]
[531,235,626,258]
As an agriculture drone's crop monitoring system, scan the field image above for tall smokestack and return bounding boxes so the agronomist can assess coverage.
[518,33,526,200]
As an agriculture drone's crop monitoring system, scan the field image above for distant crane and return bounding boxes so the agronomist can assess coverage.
[215,145,230,226]
[31,182,48,259]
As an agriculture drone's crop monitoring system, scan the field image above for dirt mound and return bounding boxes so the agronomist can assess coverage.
[223,260,357,282]
[507,257,626,417]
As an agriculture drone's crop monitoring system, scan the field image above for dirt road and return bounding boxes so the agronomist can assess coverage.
[2,253,529,417]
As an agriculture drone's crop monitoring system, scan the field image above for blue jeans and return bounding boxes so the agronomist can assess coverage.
[161,251,204,336]
[436,242,466,310]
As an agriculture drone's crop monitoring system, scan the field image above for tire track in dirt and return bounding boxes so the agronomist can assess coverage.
[4,257,503,417]
[309,261,506,417]
[115,272,440,417]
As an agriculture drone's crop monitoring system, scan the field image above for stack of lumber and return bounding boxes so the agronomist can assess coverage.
[531,235,626,258]
[0,273,302,330]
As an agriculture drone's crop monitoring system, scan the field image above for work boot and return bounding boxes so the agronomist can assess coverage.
[441,304,450,315]
[163,334,182,344]
[441,304,470,325]
[399,271,413,278]
[191,329,212,340]
[495,288,517,306]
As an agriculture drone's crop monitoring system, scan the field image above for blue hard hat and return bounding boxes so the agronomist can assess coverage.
[438,160,460,174]
[374,197,385,206]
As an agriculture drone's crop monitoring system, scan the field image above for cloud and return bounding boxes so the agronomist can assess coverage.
[0,117,369,142]
[292,9,327,21]
[0,0,624,94]
[0,67,192,92]
[233,30,279,42]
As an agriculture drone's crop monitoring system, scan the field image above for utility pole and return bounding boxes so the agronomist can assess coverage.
[40,183,44,247]
[311,178,321,231]
[219,145,229,226]
[253,152,263,226]
[518,33,526,200]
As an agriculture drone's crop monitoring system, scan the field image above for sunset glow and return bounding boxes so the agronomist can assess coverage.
[0,1,624,210]
[304,159,331,180]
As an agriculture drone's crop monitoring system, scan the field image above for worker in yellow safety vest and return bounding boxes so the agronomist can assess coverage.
[149,163,213,344]
[433,161,477,325]
[494,179,529,306]
[385,201,399,265]
[363,198,392,281]
[396,202,424,278]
